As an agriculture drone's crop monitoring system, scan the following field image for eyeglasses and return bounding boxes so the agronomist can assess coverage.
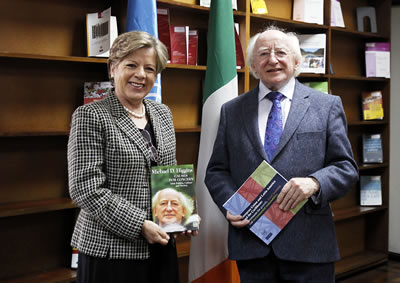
[257,48,289,60]
[141,129,160,163]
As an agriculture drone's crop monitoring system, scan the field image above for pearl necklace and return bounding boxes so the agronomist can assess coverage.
[123,104,146,118]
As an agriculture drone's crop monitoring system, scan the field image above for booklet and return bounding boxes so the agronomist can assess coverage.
[83,81,112,104]
[151,164,199,233]
[298,33,326,74]
[223,161,307,245]
[86,7,118,57]
[360,175,382,206]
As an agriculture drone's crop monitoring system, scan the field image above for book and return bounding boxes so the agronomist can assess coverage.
[170,26,187,64]
[157,8,171,61]
[200,0,238,10]
[223,161,307,245]
[361,91,384,120]
[71,248,78,269]
[250,0,268,14]
[330,0,345,28]
[362,134,383,164]
[234,24,245,68]
[83,81,112,104]
[365,42,391,78]
[187,29,198,65]
[173,0,196,4]
[292,0,324,25]
[86,7,118,57]
[151,164,200,233]
[303,81,329,93]
[298,33,326,74]
[360,175,382,206]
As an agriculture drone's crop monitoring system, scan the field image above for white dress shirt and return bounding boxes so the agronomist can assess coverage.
[258,77,296,145]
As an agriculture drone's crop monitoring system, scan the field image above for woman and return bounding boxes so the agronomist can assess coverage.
[68,31,184,283]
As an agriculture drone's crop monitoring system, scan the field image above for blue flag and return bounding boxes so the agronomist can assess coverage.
[126,0,162,103]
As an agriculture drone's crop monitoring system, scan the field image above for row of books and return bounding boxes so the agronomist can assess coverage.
[86,8,390,78]
[157,8,244,67]
[248,0,330,24]
[292,0,378,33]
[293,32,390,78]
[175,0,379,34]
[158,8,199,65]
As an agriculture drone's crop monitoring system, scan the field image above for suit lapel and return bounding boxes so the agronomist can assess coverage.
[273,81,310,160]
[241,87,268,161]
[107,93,153,167]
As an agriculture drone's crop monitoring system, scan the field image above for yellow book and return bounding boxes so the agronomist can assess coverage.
[251,0,268,14]
[362,91,384,120]
[173,0,197,4]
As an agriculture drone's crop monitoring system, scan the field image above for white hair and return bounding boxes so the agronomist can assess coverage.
[246,25,303,78]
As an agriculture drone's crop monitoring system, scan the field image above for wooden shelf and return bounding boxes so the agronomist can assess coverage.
[251,13,329,31]
[333,206,388,222]
[330,74,390,81]
[175,127,201,133]
[348,121,387,127]
[335,251,388,279]
[331,27,390,39]
[0,268,76,283]
[358,163,389,171]
[298,73,329,79]
[0,52,239,72]
[0,198,76,218]
[167,63,206,71]
[0,52,106,64]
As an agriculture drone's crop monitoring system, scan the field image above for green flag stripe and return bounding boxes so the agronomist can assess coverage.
[203,0,237,103]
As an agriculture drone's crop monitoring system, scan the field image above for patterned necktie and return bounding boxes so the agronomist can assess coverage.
[264,91,284,161]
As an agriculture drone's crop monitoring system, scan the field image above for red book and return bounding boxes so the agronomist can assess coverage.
[157,8,171,60]
[187,29,198,65]
[235,28,244,68]
[170,26,187,64]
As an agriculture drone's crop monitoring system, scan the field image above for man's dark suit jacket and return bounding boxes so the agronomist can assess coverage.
[205,80,358,263]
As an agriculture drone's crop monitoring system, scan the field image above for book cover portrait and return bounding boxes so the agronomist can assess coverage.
[151,164,199,233]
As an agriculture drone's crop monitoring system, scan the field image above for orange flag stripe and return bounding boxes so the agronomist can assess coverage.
[192,260,240,283]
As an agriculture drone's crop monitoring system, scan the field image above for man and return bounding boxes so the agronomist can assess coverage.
[152,188,199,232]
[205,26,358,282]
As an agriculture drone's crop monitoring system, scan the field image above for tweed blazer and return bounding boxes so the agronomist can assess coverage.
[68,91,176,260]
[205,80,358,263]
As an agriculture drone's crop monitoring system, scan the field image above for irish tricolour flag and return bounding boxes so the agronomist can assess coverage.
[188,0,239,282]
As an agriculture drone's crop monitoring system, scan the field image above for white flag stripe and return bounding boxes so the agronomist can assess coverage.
[189,75,238,281]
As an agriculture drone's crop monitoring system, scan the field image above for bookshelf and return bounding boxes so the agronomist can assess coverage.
[0,0,390,281]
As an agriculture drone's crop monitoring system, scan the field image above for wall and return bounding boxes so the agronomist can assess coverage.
[389,5,400,255]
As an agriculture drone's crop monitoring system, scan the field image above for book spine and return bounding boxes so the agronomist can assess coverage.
[188,30,198,65]
[157,8,171,60]
[170,26,187,65]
